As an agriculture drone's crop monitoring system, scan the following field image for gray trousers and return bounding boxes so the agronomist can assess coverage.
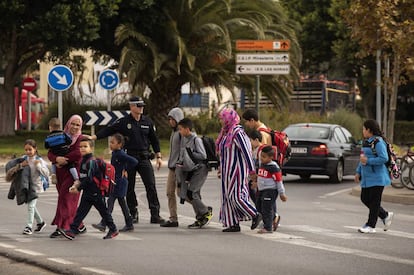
[176,164,209,219]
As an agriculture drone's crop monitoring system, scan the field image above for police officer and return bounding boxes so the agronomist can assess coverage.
[91,96,165,224]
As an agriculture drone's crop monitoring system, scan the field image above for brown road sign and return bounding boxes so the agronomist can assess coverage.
[236,40,290,51]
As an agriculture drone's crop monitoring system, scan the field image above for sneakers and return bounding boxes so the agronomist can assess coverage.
[188,220,203,229]
[358,225,376,233]
[22,227,32,235]
[92,223,106,232]
[34,221,46,233]
[150,216,166,224]
[273,214,281,231]
[222,225,241,232]
[160,220,179,227]
[50,229,62,238]
[119,225,134,232]
[199,207,213,227]
[103,230,119,239]
[78,224,87,234]
[61,230,76,240]
[51,174,57,185]
[383,212,394,231]
[251,213,262,230]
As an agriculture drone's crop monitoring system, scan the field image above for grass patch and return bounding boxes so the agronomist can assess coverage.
[0,131,170,160]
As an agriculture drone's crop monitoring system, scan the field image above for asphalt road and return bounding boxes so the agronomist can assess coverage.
[1,166,413,275]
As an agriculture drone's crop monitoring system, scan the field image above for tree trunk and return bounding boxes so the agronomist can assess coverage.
[0,84,16,136]
[387,54,399,144]
[146,83,182,139]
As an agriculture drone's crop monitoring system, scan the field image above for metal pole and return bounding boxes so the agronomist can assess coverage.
[376,49,382,128]
[383,56,390,136]
[255,75,260,115]
[58,90,63,126]
[27,91,32,131]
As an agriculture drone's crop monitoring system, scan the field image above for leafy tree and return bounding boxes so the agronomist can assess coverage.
[0,0,120,136]
[115,0,300,133]
[343,0,414,142]
[280,0,336,75]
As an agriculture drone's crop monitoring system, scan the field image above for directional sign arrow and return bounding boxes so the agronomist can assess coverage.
[100,111,112,125]
[52,71,68,86]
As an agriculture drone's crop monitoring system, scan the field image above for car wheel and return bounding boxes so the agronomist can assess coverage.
[329,160,343,183]
[299,174,311,180]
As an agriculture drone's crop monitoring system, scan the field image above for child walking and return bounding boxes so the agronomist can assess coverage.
[61,137,119,240]
[175,118,213,228]
[44,117,79,185]
[6,139,49,235]
[254,145,287,234]
[92,133,138,232]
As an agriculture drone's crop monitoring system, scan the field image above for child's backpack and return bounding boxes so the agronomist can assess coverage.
[258,127,292,167]
[370,137,401,179]
[201,136,219,170]
[90,158,116,196]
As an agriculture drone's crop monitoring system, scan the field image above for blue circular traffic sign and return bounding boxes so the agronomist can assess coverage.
[99,70,119,90]
[47,65,74,92]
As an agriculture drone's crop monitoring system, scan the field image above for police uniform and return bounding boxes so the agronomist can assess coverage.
[95,97,164,223]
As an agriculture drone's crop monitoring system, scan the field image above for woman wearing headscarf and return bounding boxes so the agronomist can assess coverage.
[216,108,262,232]
[48,115,85,238]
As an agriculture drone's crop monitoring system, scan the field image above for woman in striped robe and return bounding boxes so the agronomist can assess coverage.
[216,108,262,232]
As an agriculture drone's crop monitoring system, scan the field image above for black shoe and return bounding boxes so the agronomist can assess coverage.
[50,229,62,238]
[34,221,46,233]
[103,230,119,239]
[132,212,139,224]
[119,225,134,232]
[223,225,241,232]
[150,216,166,224]
[92,223,106,232]
[78,224,87,234]
[251,213,262,230]
[160,220,179,227]
[61,230,76,240]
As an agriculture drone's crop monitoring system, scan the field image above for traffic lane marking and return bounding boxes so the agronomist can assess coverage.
[345,226,414,239]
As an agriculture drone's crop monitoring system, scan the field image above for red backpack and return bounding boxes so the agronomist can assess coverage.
[258,127,292,166]
[89,158,116,196]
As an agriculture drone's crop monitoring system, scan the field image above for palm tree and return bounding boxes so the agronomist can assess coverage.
[115,0,300,134]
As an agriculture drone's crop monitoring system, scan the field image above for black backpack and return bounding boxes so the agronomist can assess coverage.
[201,136,219,170]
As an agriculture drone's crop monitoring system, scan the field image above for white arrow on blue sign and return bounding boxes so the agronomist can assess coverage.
[99,70,119,90]
[84,110,130,126]
[47,65,74,91]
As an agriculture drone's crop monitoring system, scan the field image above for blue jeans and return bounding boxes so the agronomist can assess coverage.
[27,198,43,228]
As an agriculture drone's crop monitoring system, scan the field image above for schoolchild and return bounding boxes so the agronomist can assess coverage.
[248,130,283,231]
[355,119,394,233]
[254,145,287,234]
[92,133,138,232]
[61,137,119,240]
[6,139,49,235]
[175,118,213,228]
[45,117,79,185]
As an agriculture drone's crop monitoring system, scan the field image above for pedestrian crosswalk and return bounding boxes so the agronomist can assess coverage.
[1,173,414,270]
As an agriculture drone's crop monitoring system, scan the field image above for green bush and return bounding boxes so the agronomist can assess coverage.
[394,121,414,144]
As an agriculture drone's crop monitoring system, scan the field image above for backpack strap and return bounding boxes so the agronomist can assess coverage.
[369,137,380,156]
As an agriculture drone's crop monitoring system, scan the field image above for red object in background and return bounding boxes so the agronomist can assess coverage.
[14,88,46,130]
[22,77,37,92]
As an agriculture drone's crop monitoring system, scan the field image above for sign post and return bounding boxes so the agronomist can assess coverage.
[22,77,37,131]
[98,69,119,150]
[235,40,291,115]
[47,65,74,125]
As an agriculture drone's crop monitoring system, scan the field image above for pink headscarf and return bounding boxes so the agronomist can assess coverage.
[64,114,83,145]
[215,108,241,150]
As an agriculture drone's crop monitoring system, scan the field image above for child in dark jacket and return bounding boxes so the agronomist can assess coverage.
[92,133,138,232]
[61,137,118,240]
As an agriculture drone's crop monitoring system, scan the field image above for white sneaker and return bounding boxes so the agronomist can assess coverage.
[358,225,376,233]
[383,212,394,231]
